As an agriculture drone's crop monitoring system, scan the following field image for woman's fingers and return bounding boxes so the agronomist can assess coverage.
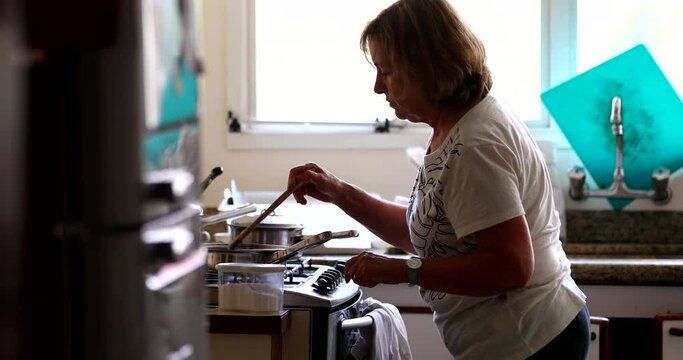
[344,252,397,288]
[345,251,370,283]
[288,162,340,205]
[288,162,320,204]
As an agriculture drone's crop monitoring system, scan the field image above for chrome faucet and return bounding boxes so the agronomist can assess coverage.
[568,96,672,204]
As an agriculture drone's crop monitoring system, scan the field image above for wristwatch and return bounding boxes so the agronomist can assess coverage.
[406,257,422,287]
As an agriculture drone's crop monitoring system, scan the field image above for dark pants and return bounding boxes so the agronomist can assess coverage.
[527,305,591,360]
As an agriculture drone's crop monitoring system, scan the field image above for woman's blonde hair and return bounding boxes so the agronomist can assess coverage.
[360,0,492,107]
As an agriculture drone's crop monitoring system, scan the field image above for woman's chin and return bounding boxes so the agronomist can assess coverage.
[393,110,408,120]
[393,109,421,123]
[398,113,421,123]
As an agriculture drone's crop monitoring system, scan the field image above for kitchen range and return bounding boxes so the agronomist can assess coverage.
[205,254,370,359]
[196,181,385,359]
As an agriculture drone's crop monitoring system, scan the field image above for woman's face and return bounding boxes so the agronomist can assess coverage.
[369,38,429,123]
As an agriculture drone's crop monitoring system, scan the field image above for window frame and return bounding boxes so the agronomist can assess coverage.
[225,0,576,150]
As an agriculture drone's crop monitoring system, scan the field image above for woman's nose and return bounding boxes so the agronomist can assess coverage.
[374,76,385,94]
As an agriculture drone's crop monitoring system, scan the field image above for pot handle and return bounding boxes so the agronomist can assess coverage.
[269,230,359,263]
[329,230,359,239]
[292,230,359,253]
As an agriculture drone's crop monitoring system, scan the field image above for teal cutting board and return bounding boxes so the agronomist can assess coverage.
[541,44,683,210]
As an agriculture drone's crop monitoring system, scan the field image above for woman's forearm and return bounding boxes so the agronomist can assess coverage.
[334,182,416,254]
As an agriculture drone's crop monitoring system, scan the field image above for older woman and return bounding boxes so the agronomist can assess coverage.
[288,0,589,358]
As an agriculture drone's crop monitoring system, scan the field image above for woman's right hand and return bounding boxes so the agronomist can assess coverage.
[288,162,345,205]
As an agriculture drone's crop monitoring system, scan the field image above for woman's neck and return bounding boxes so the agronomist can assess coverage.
[427,101,478,153]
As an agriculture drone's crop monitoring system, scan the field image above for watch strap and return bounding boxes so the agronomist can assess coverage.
[407,257,421,287]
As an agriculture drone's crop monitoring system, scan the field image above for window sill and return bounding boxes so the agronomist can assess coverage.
[225,125,432,150]
[225,123,570,151]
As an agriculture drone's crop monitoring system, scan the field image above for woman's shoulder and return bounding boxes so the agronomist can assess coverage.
[455,95,523,144]
[463,94,517,125]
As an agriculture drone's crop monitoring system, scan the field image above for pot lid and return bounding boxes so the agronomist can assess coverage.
[230,213,303,229]
[215,262,285,273]
[203,242,288,252]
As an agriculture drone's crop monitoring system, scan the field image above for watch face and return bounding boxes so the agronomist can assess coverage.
[407,257,422,269]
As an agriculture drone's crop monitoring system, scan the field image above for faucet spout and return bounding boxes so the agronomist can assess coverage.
[610,96,625,190]
[610,96,622,134]
[566,96,672,205]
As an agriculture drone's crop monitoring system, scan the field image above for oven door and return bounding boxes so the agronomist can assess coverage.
[328,291,375,360]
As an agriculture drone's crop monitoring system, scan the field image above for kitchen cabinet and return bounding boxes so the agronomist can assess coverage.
[209,334,278,360]
[400,312,451,360]
[588,316,610,360]
[388,309,616,360]
[207,309,310,360]
[582,285,683,358]
[655,313,683,360]
[391,307,617,360]
[363,283,683,359]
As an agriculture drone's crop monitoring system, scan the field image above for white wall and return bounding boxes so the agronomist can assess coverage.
[198,0,682,212]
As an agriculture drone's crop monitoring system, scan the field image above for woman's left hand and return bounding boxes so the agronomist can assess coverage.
[344,251,405,287]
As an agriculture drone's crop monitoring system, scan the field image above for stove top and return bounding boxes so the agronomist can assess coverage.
[205,258,360,309]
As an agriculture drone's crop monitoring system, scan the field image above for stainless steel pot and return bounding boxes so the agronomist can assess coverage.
[205,243,287,268]
[204,230,358,270]
[227,213,304,246]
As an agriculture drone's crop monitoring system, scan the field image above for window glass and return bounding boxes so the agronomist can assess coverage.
[253,0,541,123]
[577,0,683,96]
[449,0,541,121]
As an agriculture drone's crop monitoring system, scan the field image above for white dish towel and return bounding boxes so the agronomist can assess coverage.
[360,297,413,360]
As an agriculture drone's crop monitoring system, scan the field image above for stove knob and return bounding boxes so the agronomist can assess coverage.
[317,276,332,290]
[313,277,331,293]
[334,261,346,273]
[326,270,341,286]
[329,268,343,283]
[320,272,337,287]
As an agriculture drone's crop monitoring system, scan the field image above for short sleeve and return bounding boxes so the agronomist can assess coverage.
[442,143,525,237]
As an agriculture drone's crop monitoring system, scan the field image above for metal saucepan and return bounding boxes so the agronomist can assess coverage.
[204,230,358,269]
[226,213,305,247]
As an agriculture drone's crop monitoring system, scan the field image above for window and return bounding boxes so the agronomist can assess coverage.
[448,0,541,122]
[227,0,548,130]
[230,1,662,148]
[576,0,683,96]
[253,1,397,125]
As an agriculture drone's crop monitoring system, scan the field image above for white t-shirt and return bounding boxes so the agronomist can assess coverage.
[406,95,586,359]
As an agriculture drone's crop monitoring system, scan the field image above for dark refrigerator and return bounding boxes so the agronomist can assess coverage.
[2,0,207,359]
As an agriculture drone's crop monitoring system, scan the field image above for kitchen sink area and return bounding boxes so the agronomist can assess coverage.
[561,210,683,286]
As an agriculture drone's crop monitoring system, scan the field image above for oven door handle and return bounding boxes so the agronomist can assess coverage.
[340,315,374,330]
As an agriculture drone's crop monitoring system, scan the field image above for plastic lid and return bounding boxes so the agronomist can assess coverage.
[215,262,286,273]
[230,213,303,229]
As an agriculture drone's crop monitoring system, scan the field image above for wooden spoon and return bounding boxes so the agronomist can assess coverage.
[227,183,303,249]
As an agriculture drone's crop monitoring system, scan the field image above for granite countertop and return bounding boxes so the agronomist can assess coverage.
[567,256,683,286]
[559,210,683,285]
[562,243,683,256]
